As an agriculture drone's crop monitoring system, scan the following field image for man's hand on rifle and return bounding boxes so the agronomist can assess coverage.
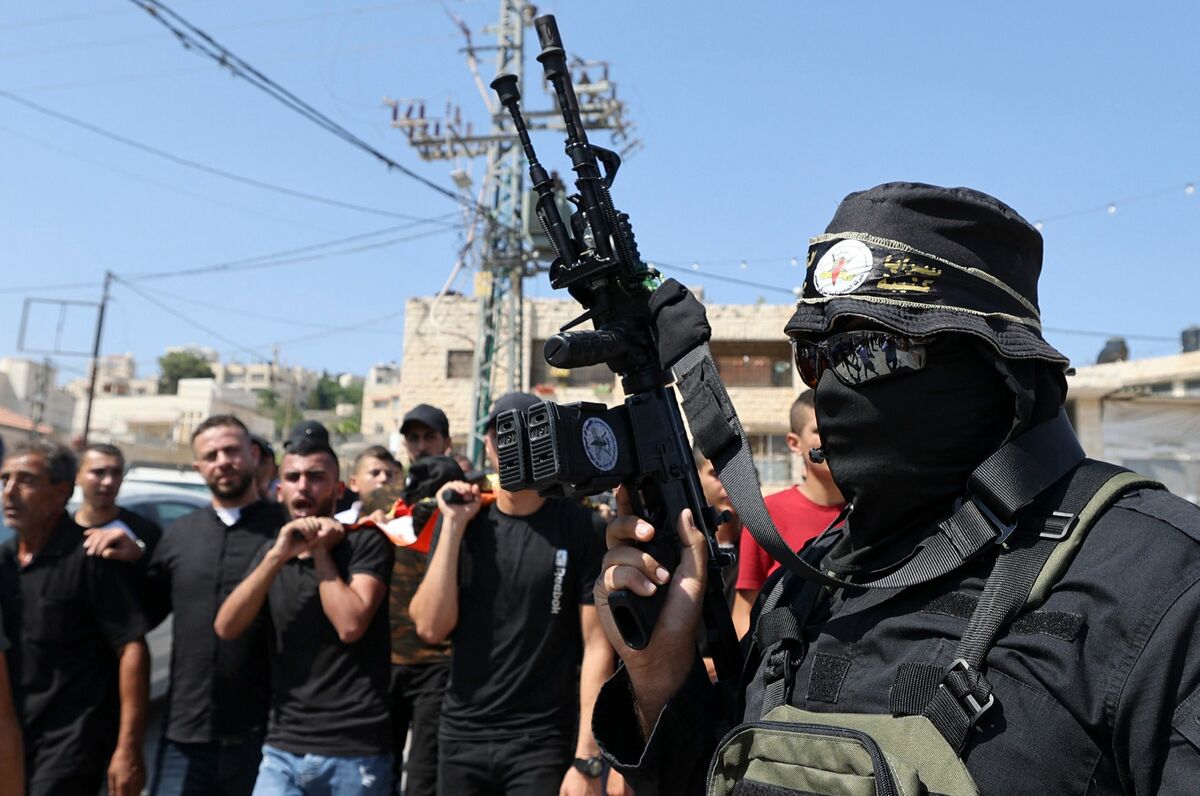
[594,486,708,738]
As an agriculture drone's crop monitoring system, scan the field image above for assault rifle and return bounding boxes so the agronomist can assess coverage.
[488,15,739,682]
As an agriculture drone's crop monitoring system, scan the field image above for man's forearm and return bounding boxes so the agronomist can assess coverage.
[214,550,283,639]
[313,549,383,643]
[115,639,149,754]
[577,608,616,757]
[409,520,467,643]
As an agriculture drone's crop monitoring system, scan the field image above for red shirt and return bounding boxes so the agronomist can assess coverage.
[735,486,845,592]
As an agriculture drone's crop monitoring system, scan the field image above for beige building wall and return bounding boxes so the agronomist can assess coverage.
[1067,350,1200,502]
[361,363,404,439]
[75,377,275,463]
[397,294,806,490]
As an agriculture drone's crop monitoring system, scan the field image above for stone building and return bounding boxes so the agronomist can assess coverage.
[1067,348,1200,503]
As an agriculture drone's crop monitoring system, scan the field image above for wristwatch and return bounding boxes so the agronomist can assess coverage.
[572,755,603,778]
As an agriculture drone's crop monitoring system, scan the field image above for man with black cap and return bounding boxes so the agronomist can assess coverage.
[591,183,1200,794]
[410,392,614,796]
[384,403,451,795]
[399,404,452,464]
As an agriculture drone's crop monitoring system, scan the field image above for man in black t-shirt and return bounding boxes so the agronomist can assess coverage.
[75,442,164,569]
[216,436,394,796]
[89,414,284,796]
[410,392,615,796]
[0,439,150,796]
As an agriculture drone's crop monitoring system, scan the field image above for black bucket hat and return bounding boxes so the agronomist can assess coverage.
[785,182,1068,367]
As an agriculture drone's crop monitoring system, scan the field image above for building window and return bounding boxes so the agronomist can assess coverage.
[372,399,389,409]
[749,433,791,484]
[710,341,793,388]
[529,341,613,387]
[447,350,474,380]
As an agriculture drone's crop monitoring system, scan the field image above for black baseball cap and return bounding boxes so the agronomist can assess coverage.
[400,404,450,437]
[249,435,275,460]
[484,392,541,432]
[284,420,329,449]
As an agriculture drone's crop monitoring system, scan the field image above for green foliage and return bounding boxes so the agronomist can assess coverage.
[157,351,214,395]
[311,374,362,410]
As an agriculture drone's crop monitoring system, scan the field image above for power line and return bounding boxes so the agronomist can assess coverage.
[0,90,449,223]
[114,277,273,362]
[133,285,348,331]
[0,122,344,232]
[0,280,104,295]
[2,2,434,55]
[126,0,489,217]
[652,261,797,296]
[1034,182,1197,228]
[263,307,406,349]
[125,223,457,282]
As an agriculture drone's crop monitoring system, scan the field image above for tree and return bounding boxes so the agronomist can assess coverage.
[257,389,301,439]
[157,351,214,395]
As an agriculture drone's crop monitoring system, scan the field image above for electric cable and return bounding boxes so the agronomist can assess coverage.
[124,223,457,282]
[0,90,451,223]
[113,276,274,362]
[126,0,499,224]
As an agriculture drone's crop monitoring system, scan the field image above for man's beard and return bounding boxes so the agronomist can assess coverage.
[208,471,254,501]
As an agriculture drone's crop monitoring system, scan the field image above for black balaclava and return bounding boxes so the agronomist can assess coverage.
[815,333,1015,573]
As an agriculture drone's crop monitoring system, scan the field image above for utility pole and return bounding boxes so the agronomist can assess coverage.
[28,358,51,439]
[81,270,113,446]
[385,0,638,462]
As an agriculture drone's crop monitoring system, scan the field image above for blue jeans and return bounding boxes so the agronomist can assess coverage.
[253,745,393,795]
[152,736,264,796]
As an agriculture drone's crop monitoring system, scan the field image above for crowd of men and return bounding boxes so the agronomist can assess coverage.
[0,387,838,796]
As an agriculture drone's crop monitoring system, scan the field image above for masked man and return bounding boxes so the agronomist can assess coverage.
[592,183,1200,795]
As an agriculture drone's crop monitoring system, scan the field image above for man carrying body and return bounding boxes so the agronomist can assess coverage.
[0,439,149,795]
[216,436,394,795]
[94,414,285,795]
[384,403,455,796]
[731,390,844,638]
[592,183,1200,794]
[76,442,164,568]
[410,392,613,796]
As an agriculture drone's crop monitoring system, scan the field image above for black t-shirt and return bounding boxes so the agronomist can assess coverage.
[0,513,148,783]
[79,506,164,594]
[251,526,394,756]
[144,500,285,743]
[437,498,607,739]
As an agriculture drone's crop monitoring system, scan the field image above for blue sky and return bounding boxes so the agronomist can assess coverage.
[2,0,1197,383]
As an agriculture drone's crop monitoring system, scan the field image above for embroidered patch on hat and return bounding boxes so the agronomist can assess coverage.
[813,239,873,296]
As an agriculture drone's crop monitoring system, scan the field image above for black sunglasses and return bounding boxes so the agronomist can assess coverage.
[792,330,929,388]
